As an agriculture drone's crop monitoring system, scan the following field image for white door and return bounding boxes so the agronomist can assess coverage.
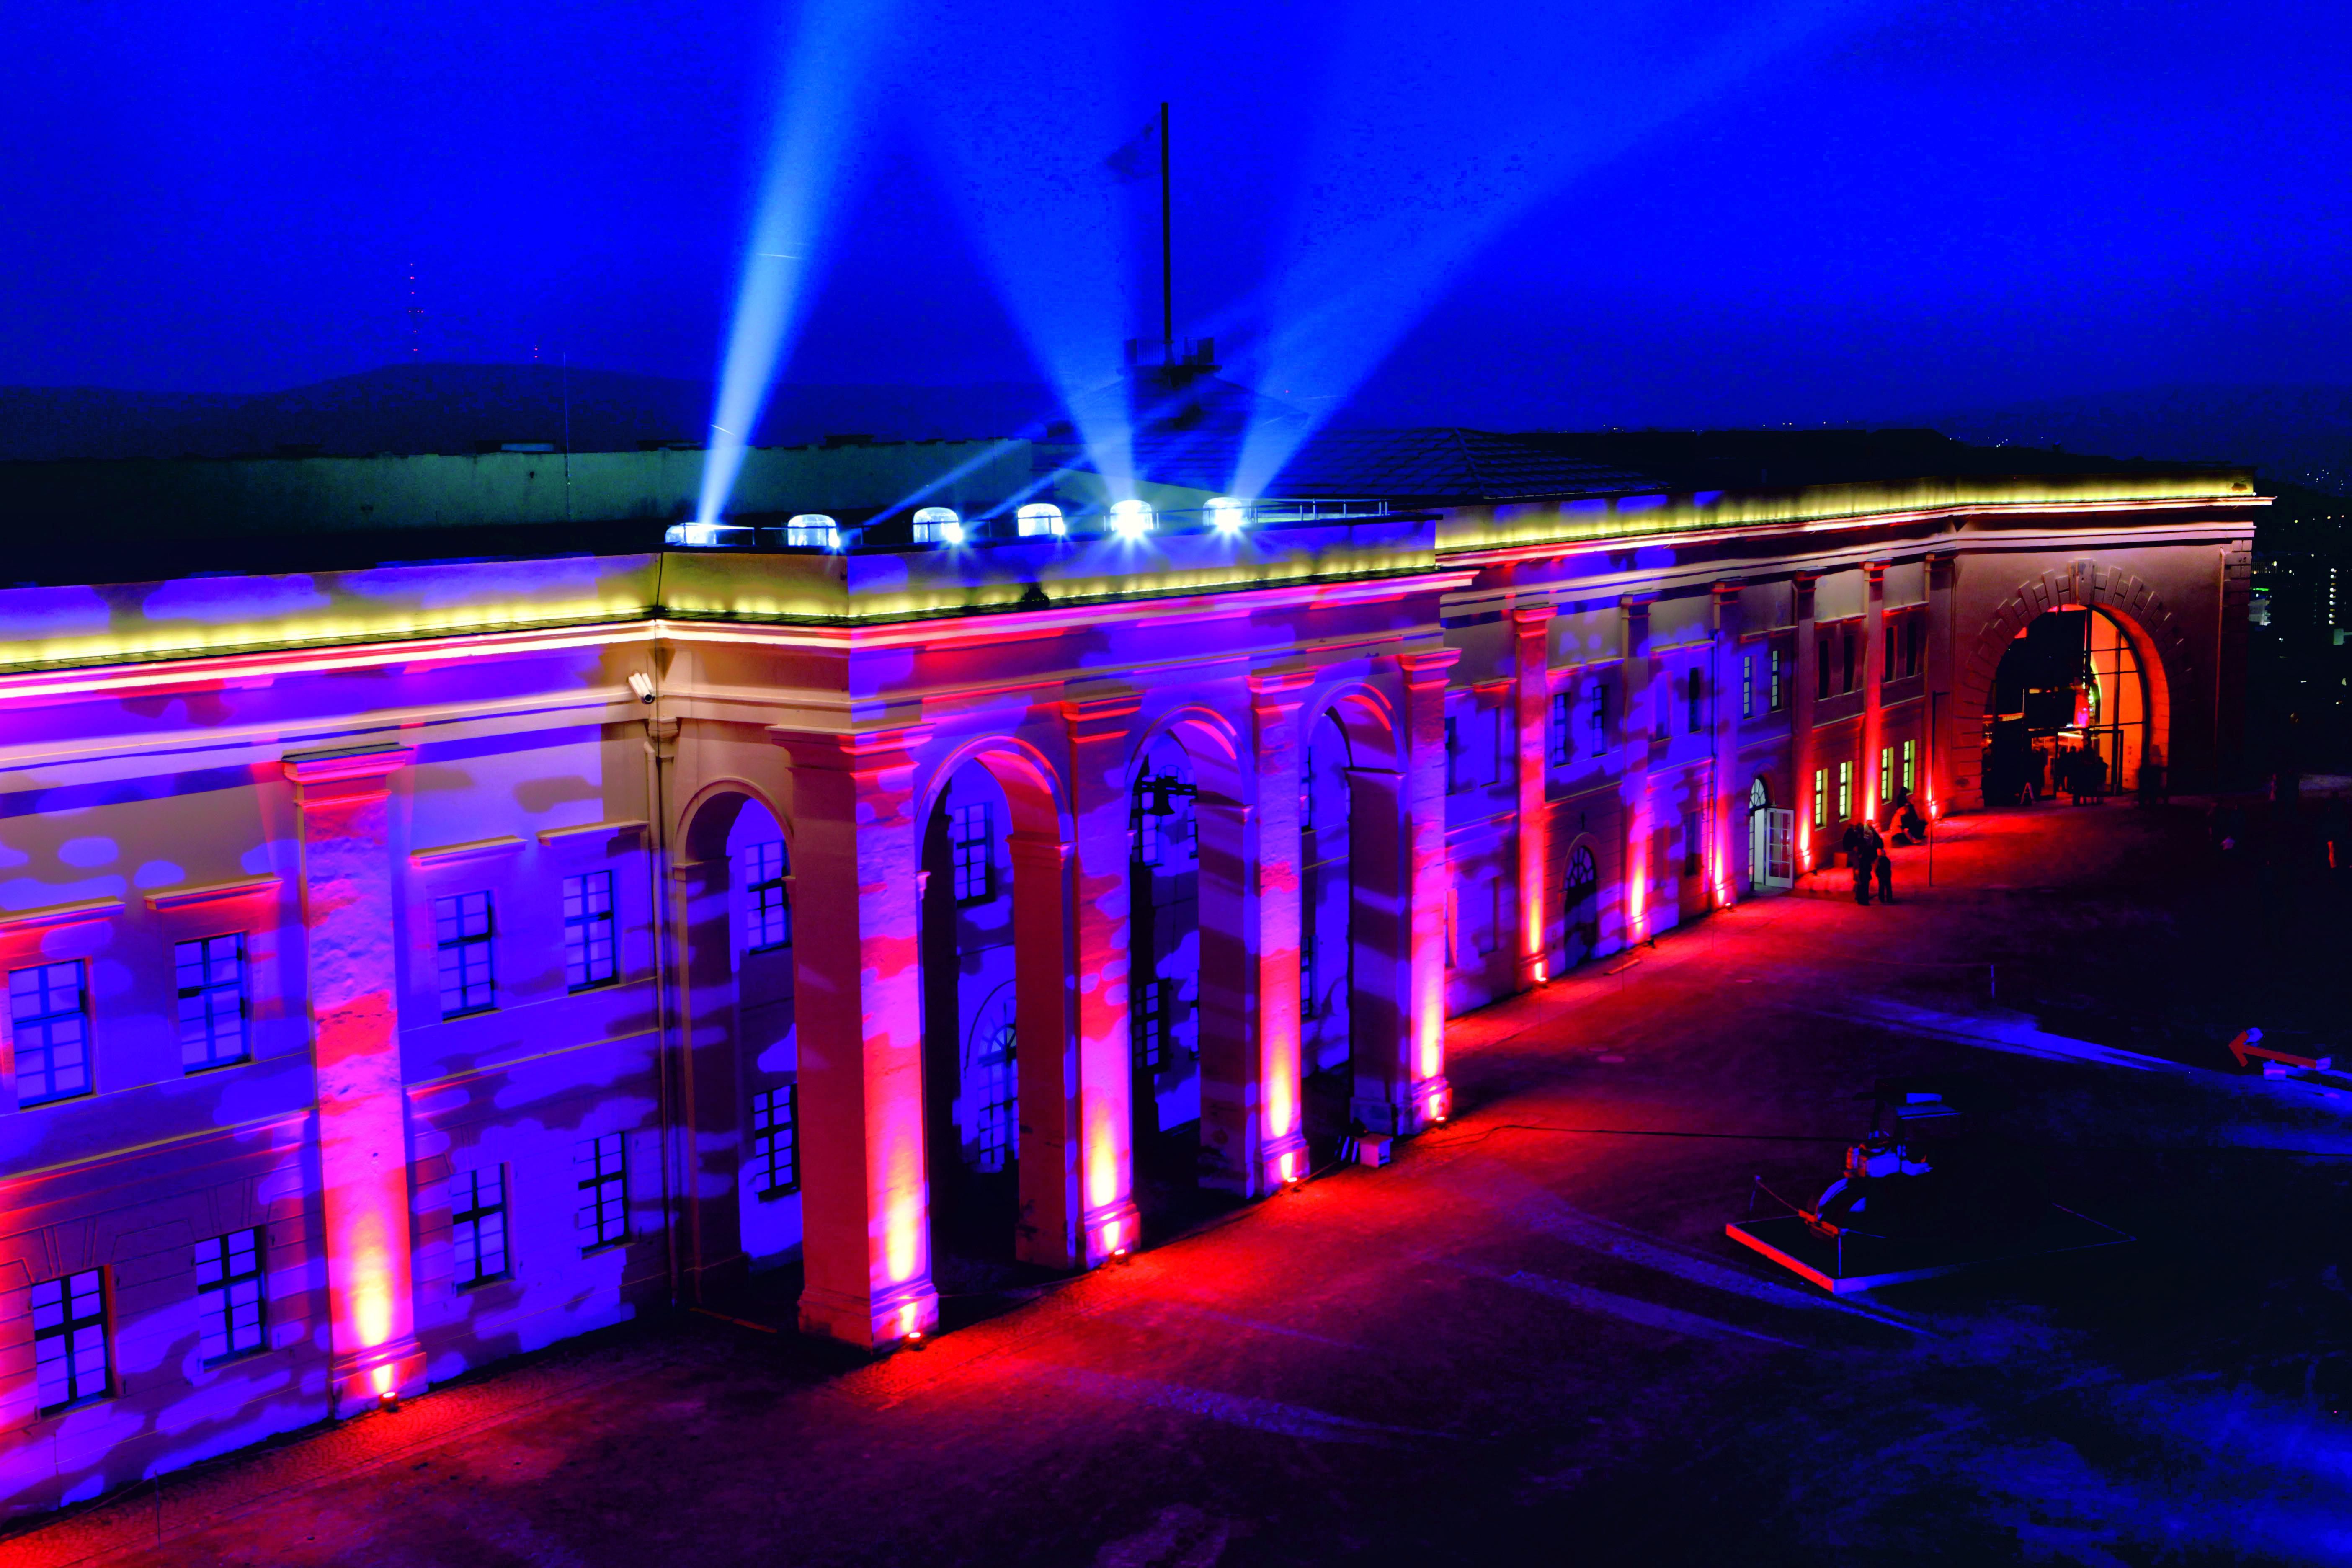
[1762,808,1795,889]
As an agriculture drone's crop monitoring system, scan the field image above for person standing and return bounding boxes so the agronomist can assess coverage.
[1842,819,1875,905]
[1869,820,1895,904]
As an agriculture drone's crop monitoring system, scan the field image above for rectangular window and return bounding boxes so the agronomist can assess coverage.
[1881,746,1895,797]
[1133,977,1168,1071]
[1769,643,1790,712]
[193,1228,265,1362]
[1472,878,1500,957]
[1885,620,1896,681]
[175,934,249,1072]
[1687,668,1706,733]
[1547,691,1572,768]
[1444,715,1463,793]
[1741,653,1755,720]
[1588,679,1609,746]
[451,1166,509,1288]
[1683,810,1702,877]
[575,1133,627,1252]
[31,1269,108,1413]
[745,841,791,951]
[951,802,993,903]
[434,892,495,1018]
[562,872,619,990]
[1817,636,1833,699]
[749,1086,799,1197]
[1902,738,1918,792]
[1906,616,1924,679]
[1844,627,1860,693]
[10,960,90,1107]
[1838,761,1854,823]
[1813,767,1829,829]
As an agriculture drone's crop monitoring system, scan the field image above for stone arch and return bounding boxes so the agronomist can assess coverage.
[676,776,794,864]
[1953,561,2184,801]
[909,731,1081,1271]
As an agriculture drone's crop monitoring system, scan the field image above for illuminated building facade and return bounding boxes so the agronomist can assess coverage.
[0,434,2257,1514]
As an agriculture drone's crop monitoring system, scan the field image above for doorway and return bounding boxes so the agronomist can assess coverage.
[1748,778,1793,892]
[1129,735,1203,1223]
[1983,606,2149,805]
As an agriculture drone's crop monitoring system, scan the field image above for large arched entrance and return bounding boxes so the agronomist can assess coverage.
[1982,606,2156,805]
[916,745,1076,1288]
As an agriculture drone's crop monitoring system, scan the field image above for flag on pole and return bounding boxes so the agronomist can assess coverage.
[1104,116,1161,183]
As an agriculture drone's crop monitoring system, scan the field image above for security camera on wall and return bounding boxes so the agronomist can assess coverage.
[626,672,655,705]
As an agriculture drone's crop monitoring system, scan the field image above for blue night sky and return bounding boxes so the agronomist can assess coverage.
[3,0,2346,429]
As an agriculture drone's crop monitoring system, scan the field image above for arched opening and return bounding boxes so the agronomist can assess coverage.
[722,799,802,1270]
[1563,842,1601,965]
[1128,734,1203,1220]
[1300,708,1356,1166]
[672,785,802,1303]
[1982,606,2154,806]
[917,748,1074,1290]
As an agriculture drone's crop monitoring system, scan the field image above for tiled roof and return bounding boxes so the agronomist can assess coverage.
[1128,426,1660,503]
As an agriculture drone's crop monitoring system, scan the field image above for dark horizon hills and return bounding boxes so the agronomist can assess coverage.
[2,362,2346,495]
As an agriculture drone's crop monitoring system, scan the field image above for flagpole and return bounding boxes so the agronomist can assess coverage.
[1159,100,1173,366]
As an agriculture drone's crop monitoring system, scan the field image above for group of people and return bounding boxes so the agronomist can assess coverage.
[1839,790,1927,906]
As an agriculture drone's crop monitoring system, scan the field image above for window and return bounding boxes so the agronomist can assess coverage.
[749,1086,798,1197]
[1844,627,1860,694]
[1837,761,1854,823]
[434,892,495,1018]
[1133,977,1170,1071]
[1817,635,1833,699]
[1687,668,1707,733]
[1682,810,1702,877]
[1472,878,1500,957]
[1548,691,1573,768]
[451,1167,508,1288]
[1769,642,1790,712]
[1812,767,1829,829]
[745,841,791,952]
[175,935,248,1072]
[1906,617,1924,679]
[1902,739,1917,793]
[31,1269,108,1413]
[193,1228,265,1362]
[10,961,90,1106]
[563,872,619,990]
[1741,654,1755,720]
[575,1133,627,1252]
[951,803,993,903]
[1588,679,1609,747]
[1444,716,1463,793]
[1880,746,1896,797]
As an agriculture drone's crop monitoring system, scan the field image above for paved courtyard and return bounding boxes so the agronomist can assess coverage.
[13,801,2352,1568]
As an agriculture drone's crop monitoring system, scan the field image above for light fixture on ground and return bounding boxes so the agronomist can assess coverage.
[1109,499,1154,540]
[1016,502,1067,538]
[913,506,964,545]
[1206,496,1248,535]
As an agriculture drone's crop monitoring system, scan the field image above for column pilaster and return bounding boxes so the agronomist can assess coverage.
[769,725,938,1348]
[1212,669,1308,1193]
[1712,583,1745,906]
[1511,604,1556,987]
[283,741,422,1417]
[1924,552,1957,813]
[1862,561,1888,822]
[1617,597,1655,943]
[1352,648,1458,1136]
[1060,690,1145,1257]
[1791,572,1821,868]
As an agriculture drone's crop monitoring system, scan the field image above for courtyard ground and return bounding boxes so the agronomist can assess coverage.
[12,799,2352,1568]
